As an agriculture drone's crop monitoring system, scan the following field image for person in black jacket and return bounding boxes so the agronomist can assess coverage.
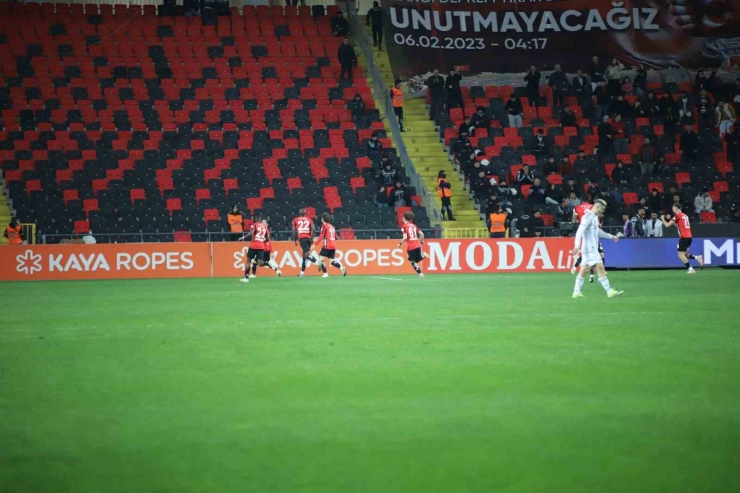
[642,91,660,117]
[608,94,632,118]
[548,64,568,108]
[469,106,490,130]
[589,55,605,91]
[351,94,365,122]
[365,1,384,50]
[391,181,411,207]
[524,65,541,106]
[560,106,576,127]
[532,129,548,157]
[594,80,610,121]
[680,124,699,162]
[516,164,535,186]
[472,170,491,200]
[598,115,613,157]
[572,69,590,105]
[505,93,523,128]
[445,68,463,109]
[331,11,350,37]
[338,37,356,80]
[427,69,445,119]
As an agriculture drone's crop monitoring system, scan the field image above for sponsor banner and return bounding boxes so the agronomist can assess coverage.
[0,243,211,281]
[602,237,740,268]
[212,238,576,277]
[381,0,740,74]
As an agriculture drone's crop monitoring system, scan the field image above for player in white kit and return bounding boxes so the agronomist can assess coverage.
[571,199,624,299]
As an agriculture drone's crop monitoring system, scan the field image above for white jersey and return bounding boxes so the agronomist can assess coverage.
[575,210,613,255]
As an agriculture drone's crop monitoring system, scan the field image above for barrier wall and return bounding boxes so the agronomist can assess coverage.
[2,238,737,281]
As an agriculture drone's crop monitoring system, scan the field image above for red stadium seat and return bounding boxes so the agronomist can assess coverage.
[700,212,717,223]
[623,192,639,206]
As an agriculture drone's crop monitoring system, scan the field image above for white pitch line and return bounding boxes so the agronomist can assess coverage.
[369,276,404,282]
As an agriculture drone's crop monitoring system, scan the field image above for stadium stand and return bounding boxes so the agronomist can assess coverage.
[431,73,740,230]
[0,2,431,243]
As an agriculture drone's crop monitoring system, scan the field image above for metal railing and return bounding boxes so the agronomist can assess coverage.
[346,7,442,231]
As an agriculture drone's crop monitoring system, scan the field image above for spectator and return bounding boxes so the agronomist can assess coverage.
[715,98,737,138]
[488,205,508,238]
[634,208,647,237]
[532,128,548,156]
[661,93,677,118]
[560,106,576,127]
[599,190,616,215]
[646,211,663,237]
[458,116,473,137]
[4,216,24,245]
[672,194,684,211]
[609,94,632,118]
[549,64,568,108]
[390,80,405,131]
[472,170,491,200]
[532,210,545,237]
[696,89,713,130]
[637,137,658,176]
[564,178,579,198]
[567,191,581,208]
[374,186,390,208]
[365,1,384,50]
[486,192,502,214]
[351,94,366,122]
[589,55,605,92]
[573,152,590,176]
[445,67,463,109]
[694,189,714,214]
[469,106,490,130]
[545,182,562,206]
[494,180,516,210]
[378,161,399,186]
[331,11,350,37]
[426,69,445,119]
[517,211,536,238]
[516,164,535,186]
[677,91,694,124]
[631,99,647,118]
[337,37,356,80]
[594,81,610,121]
[227,205,244,241]
[572,69,590,105]
[622,212,638,237]
[663,185,680,210]
[680,124,699,162]
[527,178,547,206]
[725,124,740,166]
[621,76,634,96]
[555,198,573,224]
[648,188,663,213]
[540,156,556,175]
[611,160,630,184]
[586,181,601,201]
[664,105,678,136]
[559,153,573,175]
[452,132,471,156]
[391,181,411,207]
[605,57,625,96]
[694,69,708,94]
[653,155,668,176]
[524,65,541,106]
[505,93,523,128]
[437,170,454,220]
[634,68,647,97]
[611,114,627,154]
[366,135,382,161]
[598,115,613,156]
[642,91,660,117]
[732,205,740,223]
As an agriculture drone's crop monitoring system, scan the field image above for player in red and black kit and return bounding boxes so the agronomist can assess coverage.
[398,211,429,277]
[240,215,268,283]
[661,204,704,274]
[312,213,347,277]
[292,208,318,278]
[571,195,604,282]
[249,219,283,278]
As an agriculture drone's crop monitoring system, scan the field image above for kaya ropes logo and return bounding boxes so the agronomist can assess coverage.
[16,250,43,275]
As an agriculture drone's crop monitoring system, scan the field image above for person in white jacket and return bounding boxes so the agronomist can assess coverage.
[645,212,663,237]
[694,189,714,214]
[715,99,737,138]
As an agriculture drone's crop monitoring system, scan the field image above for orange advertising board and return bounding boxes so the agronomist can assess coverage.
[0,243,211,281]
[0,239,577,281]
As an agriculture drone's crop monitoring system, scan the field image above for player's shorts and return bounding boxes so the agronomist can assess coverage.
[299,237,312,254]
[319,248,336,259]
[262,250,272,262]
[247,247,263,261]
[407,248,423,263]
[678,237,693,252]
[581,251,603,267]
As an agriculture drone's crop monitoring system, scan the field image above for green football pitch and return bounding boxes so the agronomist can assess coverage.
[2,271,739,493]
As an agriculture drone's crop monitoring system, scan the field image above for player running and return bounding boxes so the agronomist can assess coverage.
[571,199,623,299]
[239,216,268,283]
[292,208,318,278]
[570,195,605,282]
[249,219,283,278]
[312,213,347,278]
[398,211,429,277]
[661,204,704,274]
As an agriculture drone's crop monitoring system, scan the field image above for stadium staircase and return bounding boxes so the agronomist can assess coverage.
[0,184,10,245]
[359,26,486,238]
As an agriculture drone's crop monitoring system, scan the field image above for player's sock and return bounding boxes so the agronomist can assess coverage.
[573,276,585,295]
[300,259,307,272]
[598,276,611,293]
[686,254,695,260]
[590,266,595,275]
[251,263,258,276]
[319,261,325,273]
[684,261,691,269]
[267,259,279,271]
[330,260,343,270]
[574,256,582,268]
[411,262,421,274]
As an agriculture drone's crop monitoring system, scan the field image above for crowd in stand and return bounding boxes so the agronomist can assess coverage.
[427,55,740,237]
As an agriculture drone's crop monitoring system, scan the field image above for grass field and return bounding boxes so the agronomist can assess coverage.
[1,271,740,493]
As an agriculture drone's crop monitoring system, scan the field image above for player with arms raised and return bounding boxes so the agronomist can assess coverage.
[398,211,429,277]
[312,213,347,278]
[661,204,704,273]
[571,199,623,298]
[240,215,268,283]
[292,208,318,278]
